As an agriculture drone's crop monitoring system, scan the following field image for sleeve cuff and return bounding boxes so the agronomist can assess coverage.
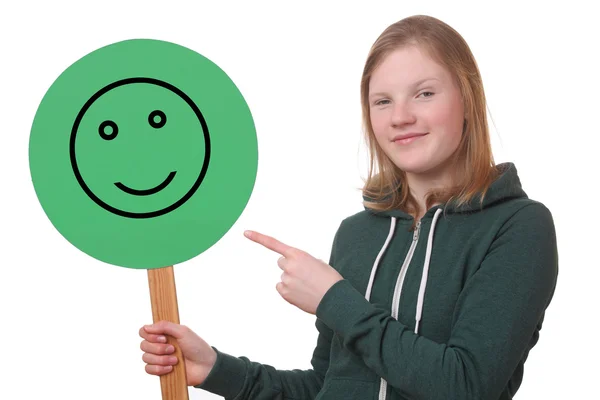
[194,346,246,399]
[316,279,374,337]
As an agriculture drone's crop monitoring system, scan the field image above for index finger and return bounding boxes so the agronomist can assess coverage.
[244,230,296,257]
[139,326,166,343]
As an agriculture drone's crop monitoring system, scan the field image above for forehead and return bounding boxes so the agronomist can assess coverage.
[369,45,451,90]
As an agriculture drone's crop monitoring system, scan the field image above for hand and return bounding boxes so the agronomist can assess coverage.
[139,321,217,387]
[244,230,344,315]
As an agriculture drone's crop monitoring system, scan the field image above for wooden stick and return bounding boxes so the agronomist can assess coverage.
[148,266,189,400]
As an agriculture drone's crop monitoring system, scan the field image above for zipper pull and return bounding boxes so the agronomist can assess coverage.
[413,221,421,240]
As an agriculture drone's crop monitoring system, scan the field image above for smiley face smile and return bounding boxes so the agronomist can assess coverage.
[115,171,177,196]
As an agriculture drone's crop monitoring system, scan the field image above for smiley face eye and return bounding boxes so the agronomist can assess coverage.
[99,120,118,140]
[149,110,167,129]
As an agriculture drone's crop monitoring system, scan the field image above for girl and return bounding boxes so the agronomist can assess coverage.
[140,14,558,400]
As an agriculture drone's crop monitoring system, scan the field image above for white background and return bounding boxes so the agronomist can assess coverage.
[1,1,598,398]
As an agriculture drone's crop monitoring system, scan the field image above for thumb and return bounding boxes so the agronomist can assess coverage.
[144,320,186,339]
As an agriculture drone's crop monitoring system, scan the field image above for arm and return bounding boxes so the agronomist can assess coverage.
[195,228,343,399]
[195,317,332,399]
[315,204,558,400]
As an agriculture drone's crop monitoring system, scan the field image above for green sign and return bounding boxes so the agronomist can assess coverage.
[30,39,258,269]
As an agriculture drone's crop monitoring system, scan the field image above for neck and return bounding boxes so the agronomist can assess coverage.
[406,166,455,218]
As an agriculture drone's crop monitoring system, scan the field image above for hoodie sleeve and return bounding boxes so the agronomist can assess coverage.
[194,317,332,399]
[315,203,558,400]
[194,228,342,399]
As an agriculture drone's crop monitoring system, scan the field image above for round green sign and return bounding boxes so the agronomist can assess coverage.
[29,39,258,269]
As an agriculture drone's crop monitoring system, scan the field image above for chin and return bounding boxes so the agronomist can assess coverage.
[391,158,433,175]
[399,157,458,180]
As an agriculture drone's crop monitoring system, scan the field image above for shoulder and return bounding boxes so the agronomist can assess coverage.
[492,198,555,235]
[340,209,376,226]
[484,199,558,274]
[463,196,556,243]
[334,208,393,240]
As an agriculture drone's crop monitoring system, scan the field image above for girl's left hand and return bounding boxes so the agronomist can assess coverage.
[244,230,344,315]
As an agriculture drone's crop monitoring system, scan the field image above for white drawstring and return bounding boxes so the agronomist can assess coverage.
[365,217,397,301]
[414,208,443,334]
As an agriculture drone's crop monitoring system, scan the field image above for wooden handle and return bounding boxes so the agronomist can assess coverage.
[148,266,189,400]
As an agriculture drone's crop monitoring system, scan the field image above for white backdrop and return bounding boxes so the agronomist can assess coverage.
[1,1,597,399]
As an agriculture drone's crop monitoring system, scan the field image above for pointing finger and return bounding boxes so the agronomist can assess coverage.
[245,230,296,257]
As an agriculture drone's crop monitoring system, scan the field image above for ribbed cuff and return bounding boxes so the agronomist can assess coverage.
[316,279,373,337]
[194,346,246,399]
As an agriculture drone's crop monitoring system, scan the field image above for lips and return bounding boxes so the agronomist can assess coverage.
[392,132,428,142]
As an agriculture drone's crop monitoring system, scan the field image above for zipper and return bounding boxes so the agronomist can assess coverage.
[378,220,422,400]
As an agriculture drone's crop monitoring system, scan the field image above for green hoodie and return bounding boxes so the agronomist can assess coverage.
[196,162,558,400]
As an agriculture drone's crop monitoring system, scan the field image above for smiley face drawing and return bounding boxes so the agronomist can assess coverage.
[71,77,211,219]
[29,39,258,269]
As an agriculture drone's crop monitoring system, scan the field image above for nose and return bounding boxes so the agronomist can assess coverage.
[390,101,416,127]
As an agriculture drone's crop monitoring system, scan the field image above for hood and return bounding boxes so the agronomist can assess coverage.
[363,162,528,219]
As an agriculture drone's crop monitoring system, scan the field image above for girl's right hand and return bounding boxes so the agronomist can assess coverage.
[139,321,218,387]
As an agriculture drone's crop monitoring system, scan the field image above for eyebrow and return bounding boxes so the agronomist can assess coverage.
[369,78,440,99]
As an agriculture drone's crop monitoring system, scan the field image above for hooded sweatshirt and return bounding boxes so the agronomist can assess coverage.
[196,162,559,400]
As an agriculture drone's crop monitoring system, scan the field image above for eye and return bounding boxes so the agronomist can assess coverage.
[99,120,118,140]
[374,99,391,106]
[148,110,167,129]
[418,91,434,98]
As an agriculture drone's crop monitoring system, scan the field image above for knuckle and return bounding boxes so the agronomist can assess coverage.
[278,284,287,296]
[294,248,306,258]
[286,262,297,274]
[156,320,168,329]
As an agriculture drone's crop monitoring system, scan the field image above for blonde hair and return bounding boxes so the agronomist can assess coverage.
[361,15,498,224]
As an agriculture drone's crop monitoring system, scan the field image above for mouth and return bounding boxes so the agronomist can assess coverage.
[392,132,428,142]
[392,132,428,145]
[115,171,177,196]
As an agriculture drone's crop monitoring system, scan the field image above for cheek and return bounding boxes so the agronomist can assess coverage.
[428,99,464,140]
[369,110,387,140]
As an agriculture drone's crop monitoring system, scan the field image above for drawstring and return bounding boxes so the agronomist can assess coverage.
[364,217,397,301]
[415,208,442,334]
[364,208,443,335]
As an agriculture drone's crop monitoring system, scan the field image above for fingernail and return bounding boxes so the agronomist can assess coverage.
[158,336,166,343]
[169,356,178,364]
[166,345,174,353]
[244,231,251,238]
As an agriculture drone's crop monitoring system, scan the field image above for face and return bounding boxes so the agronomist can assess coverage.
[368,45,464,180]
[71,78,210,219]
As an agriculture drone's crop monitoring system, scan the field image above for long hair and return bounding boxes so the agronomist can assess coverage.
[361,15,498,224]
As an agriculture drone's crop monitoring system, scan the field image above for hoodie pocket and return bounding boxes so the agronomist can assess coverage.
[315,377,377,400]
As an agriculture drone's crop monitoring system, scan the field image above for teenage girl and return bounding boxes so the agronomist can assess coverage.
[139,14,558,400]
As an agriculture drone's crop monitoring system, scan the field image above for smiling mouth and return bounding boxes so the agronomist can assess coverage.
[115,171,177,196]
